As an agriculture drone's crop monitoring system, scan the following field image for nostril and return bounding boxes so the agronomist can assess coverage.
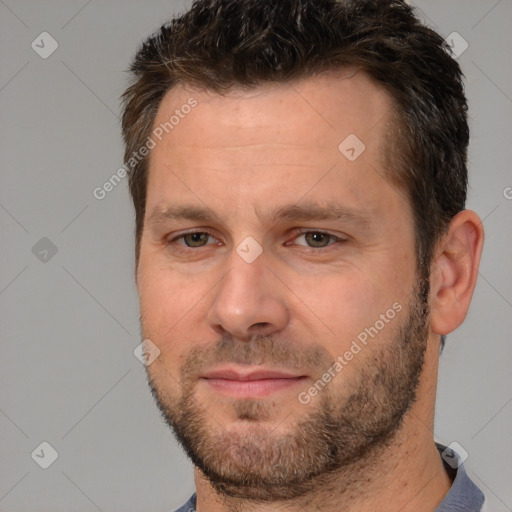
[251,322,270,329]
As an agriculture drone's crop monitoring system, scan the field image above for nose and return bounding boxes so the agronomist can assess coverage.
[206,247,289,340]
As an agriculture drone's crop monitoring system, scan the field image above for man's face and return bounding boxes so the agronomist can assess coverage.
[137,72,429,500]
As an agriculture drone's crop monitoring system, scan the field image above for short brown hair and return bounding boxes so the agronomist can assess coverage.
[121,0,469,277]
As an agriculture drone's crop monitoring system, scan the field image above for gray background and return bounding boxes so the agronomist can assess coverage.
[0,1,511,511]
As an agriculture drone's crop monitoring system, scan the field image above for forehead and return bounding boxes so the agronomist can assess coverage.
[153,70,392,150]
[145,71,401,219]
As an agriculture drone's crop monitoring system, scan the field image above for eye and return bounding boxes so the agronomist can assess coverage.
[292,231,344,249]
[172,231,218,248]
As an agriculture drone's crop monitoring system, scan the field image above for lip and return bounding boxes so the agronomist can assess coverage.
[202,368,304,380]
[201,367,308,398]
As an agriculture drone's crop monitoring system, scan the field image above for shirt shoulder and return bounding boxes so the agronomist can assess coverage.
[172,493,197,512]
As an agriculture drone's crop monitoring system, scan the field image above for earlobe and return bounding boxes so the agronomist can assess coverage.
[430,210,484,336]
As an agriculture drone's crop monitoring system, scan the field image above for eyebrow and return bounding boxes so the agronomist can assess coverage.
[268,202,373,227]
[147,201,373,229]
[148,205,220,227]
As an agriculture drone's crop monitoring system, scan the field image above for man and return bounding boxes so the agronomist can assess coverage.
[121,0,486,510]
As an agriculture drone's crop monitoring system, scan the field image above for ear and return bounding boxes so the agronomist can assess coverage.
[429,210,485,335]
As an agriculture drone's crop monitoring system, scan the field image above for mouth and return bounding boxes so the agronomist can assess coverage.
[200,367,309,398]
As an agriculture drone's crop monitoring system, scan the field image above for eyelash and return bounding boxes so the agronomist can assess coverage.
[167,229,346,252]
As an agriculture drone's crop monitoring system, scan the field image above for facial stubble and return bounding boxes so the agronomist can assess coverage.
[143,276,430,502]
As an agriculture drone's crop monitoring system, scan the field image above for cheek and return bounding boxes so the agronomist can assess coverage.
[292,269,406,354]
[322,281,380,338]
[137,264,208,359]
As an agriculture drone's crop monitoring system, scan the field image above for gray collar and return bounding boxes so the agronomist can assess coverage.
[434,442,485,511]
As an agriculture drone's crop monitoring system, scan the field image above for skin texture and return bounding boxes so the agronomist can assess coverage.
[136,71,484,511]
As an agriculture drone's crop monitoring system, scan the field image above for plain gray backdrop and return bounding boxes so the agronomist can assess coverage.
[1,1,511,511]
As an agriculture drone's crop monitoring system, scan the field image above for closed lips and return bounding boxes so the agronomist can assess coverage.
[202,369,307,381]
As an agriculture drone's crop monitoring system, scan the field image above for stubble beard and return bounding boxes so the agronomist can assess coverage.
[143,276,430,502]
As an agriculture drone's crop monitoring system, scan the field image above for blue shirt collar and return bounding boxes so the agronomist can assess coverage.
[434,442,485,511]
